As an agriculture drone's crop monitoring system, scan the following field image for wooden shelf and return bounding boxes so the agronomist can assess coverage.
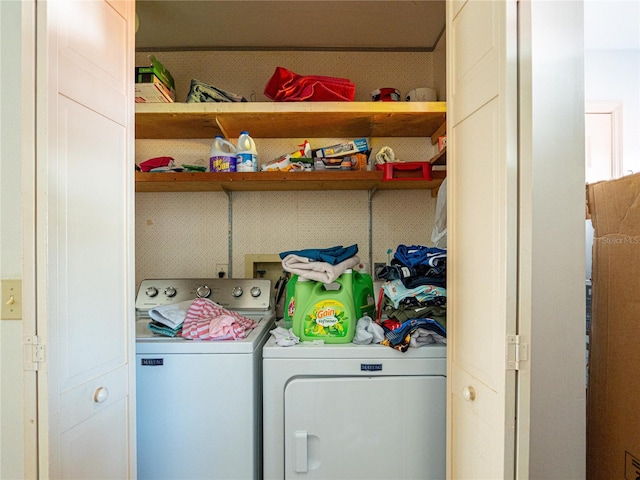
[430,147,446,165]
[135,101,447,139]
[135,170,446,193]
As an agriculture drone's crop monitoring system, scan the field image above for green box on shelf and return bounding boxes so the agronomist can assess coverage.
[135,55,175,92]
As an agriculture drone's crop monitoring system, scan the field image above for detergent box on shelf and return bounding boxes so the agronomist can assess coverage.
[313,138,369,158]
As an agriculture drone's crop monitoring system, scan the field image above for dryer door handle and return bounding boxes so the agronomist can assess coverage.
[294,430,308,473]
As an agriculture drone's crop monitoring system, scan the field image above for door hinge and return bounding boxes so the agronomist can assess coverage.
[506,334,528,371]
[24,335,46,371]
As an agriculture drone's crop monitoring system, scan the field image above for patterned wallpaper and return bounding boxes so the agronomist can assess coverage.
[135,49,446,286]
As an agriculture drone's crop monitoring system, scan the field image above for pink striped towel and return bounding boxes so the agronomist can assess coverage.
[181,298,257,340]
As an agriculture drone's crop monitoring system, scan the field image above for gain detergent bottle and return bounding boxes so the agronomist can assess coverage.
[292,270,356,343]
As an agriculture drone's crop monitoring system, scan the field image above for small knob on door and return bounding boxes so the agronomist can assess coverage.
[462,386,476,401]
[93,387,109,404]
[462,387,476,401]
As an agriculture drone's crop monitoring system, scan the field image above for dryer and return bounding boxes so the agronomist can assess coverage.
[262,338,446,479]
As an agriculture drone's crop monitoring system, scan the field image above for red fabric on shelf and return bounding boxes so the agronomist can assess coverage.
[264,67,355,102]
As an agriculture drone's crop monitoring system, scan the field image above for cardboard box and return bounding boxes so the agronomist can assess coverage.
[135,79,175,103]
[586,173,640,480]
[313,138,369,158]
[135,55,175,92]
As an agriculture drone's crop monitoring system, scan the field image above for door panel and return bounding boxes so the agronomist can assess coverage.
[37,0,135,477]
[56,95,127,388]
[284,376,446,479]
[447,0,518,478]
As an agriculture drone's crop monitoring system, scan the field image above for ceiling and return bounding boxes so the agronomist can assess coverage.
[135,1,446,52]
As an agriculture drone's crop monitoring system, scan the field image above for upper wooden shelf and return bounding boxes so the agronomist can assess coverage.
[135,170,446,193]
[135,101,447,139]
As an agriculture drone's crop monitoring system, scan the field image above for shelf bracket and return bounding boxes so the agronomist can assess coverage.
[216,116,231,140]
[368,187,378,272]
[226,190,233,276]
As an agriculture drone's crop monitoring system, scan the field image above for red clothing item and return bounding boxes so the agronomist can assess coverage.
[264,67,355,102]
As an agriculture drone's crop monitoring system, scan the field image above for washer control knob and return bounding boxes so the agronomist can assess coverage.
[164,286,177,297]
[250,287,262,297]
[145,286,158,298]
[231,287,243,297]
[196,285,211,298]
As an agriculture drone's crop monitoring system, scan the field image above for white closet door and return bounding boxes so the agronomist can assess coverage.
[36,0,135,477]
[446,1,519,478]
[284,376,446,480]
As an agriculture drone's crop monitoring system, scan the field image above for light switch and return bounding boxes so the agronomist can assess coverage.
[1,279,22,320]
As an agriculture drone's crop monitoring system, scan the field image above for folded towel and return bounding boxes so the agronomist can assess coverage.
[281,254,360,284]
[186,78,247,103]
[148,300,193,329]
[147,321,182,338]
[181,297,257,340]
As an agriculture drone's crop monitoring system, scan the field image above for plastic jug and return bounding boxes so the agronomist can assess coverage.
[292,270,356,343]
[283,274,298,327]
[353,271,375,319]
[209,135,237,172]
[236,131,258,172]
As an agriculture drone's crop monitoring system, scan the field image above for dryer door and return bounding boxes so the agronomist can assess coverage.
[284,375,445,479]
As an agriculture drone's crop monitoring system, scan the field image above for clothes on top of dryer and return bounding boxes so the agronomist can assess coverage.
[181,298,257,340]
[409,328,446,348]
[269,326,300,347]
[352,316,385,345]
[381,279,446,310]
[377,262,446,288]
[378,245,447,288]
[380,318,447,352]
[381,295,447,328]
[393,244,447,268]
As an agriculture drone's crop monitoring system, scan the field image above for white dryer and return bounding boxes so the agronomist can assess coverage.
[262,338,446,479]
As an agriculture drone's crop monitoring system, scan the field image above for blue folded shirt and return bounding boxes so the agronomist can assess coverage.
[279,244,358,265]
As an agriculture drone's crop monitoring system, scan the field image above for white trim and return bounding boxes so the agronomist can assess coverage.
[586,101,623,179]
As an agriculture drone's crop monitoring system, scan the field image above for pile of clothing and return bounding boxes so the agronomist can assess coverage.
[279,244,360,283]
[376,244,447,352]
[145,297,257,341]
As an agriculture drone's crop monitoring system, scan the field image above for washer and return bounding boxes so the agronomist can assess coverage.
[135,278,275,480]
[263,339,446,479]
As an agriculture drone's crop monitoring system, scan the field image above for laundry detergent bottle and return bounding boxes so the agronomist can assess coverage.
[236,131,258,172]
[353,271,375,319]
[209,135,237,172]
[292,270,356,344]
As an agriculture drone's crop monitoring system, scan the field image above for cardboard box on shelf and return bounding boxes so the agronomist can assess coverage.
[135,78,175,103]
[135,55,175,92]
[586,172,640,480]
[313,138,369,158]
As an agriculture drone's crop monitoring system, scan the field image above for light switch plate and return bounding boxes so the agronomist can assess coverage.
[1,279,22,320]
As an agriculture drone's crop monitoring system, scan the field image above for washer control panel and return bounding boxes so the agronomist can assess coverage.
[135,278,272,314]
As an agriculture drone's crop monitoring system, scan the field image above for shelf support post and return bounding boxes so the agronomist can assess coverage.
[368,187,377,274]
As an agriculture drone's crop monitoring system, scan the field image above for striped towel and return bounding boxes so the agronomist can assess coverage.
[181,297,257,340]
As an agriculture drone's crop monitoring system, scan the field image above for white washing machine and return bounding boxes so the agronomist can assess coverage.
[135,278,275,480]
[262,338,446,479]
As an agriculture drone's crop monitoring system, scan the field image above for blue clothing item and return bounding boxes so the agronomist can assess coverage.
[394,244,447,268]
[279,244,359,265]
[383,318,447,347]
